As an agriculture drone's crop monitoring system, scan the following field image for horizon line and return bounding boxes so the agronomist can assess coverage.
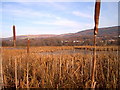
[1,25,119,38]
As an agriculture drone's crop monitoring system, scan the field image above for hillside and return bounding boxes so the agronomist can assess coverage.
[2,26,119,46]
[59,26,118,38]
[2,26,119,40]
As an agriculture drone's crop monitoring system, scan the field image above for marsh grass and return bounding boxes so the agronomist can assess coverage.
[2,46,119,88]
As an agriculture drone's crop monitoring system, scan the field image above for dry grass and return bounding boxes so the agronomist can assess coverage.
[1,46,119,88]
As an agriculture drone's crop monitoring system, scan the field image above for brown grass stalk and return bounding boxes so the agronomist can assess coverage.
[27,38,30,89]
[2,46,119,88]
[91,35,97,88]
[15,58,17,88]
[27,38,30,54]
[27,62,29,89]
[91,0,101,88]
[13,25,16,47]
[0,48,3,89]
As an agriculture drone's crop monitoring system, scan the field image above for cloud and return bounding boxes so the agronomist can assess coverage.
[99,16,118,28]
[72,11,92,19]
[33,17,93,30]
[33,18,81,28]
[2,4,64,20]
[1,0,119,2]
[2,3,86,29]
[48,2,66,10]
[3,8,52,18]
[0,7,2,12]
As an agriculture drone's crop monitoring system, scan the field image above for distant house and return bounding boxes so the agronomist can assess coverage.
[73,40,80,43]
[108,39,116,42]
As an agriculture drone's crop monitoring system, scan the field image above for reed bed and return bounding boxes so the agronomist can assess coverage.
[1,46,119,88]
[74,46,119,51]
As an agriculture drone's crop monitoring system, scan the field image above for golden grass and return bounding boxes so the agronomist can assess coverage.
[1,46,119,88]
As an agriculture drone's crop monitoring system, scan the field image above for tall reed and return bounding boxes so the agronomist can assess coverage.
[0,48,3,90]
[2,46,119,88]
[13,25,16,47]
[91,0,101,88]
[15,58,17,88]
[27,38,30,89]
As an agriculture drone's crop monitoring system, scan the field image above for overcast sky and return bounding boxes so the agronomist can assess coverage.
[1,2,118,38]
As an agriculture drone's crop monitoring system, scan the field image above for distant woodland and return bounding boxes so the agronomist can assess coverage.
[2,36,118,46]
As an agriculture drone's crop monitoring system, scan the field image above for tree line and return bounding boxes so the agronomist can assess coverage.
[2,36,118,46]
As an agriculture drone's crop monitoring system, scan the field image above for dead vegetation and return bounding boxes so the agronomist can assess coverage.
[1,46,119,88]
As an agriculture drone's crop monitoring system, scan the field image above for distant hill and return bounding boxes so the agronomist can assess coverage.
[2,34,57,40]
[2,26,119,46]
[58,26,118,38]
[78,26,118,36]
[2,26,119,40]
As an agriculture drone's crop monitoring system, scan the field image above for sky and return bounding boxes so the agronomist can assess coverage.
[1,2,118,38]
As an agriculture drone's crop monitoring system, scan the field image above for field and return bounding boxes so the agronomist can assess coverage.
[1,46,119,88]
